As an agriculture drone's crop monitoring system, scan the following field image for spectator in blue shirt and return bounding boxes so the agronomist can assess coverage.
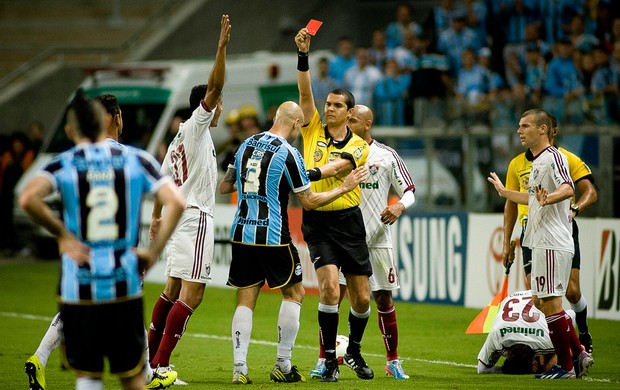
[437,10,480,75]
[455,48,490,125]
[374,59,411,126]
[543,40,586,124]
[524,44,546,106]
[368,30,395,71]
[591,44,619,124]
[311,57,338,111]
[385,3,422,49]
[328,36,356,88]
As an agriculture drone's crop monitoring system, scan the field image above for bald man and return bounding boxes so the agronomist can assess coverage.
[219,101,367,384]
[310,105,416,380]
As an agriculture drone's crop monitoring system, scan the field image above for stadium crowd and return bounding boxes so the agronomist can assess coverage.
[290,1,620,129]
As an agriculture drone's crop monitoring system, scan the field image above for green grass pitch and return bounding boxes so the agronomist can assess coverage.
[1,260,618,389]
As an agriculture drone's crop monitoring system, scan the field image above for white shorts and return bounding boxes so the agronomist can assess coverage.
[530,248,572,298]
[165,208,213,284]
[338,247,400,291]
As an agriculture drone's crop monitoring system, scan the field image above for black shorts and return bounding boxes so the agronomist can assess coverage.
[60,298,145,377]
[227,242,303,289]
[522,219,581,275]
[302,206,372,276]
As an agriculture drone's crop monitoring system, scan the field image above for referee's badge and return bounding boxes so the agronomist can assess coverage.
[353,147,363,160]
[294,263,302,276]
[313,148,323,162]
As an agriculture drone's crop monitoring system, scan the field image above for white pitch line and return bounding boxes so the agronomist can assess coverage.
[3,311,615,383]
[188,332,478,368]
[0,312,53,322]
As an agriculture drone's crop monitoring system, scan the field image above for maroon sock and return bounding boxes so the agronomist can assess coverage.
[319,329,325,359]
[378,306,399,361]
[565,312,584,358]
[547,311,573,371]
[148,293,174,361]
[151,300,193,368]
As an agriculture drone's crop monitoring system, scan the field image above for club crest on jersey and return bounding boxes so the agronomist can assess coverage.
[368,164,379,176]
[353,147,364,161]
[313,149,323,162]
[521,176,530,190]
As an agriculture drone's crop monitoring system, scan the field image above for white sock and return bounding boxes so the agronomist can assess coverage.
[232,305,253,375]
[35,313,63,367]
[276,300,301,373]
[142,327,153,383]
[75,376,104,390]
[571,296,587,313]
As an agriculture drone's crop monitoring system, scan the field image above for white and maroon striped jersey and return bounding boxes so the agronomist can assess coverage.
[161,101,217,216]
[522,146,574,253]
[478,290,555,369]
[359,140,415,248]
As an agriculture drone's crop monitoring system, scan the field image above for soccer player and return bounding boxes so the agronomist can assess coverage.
[477,290,593,377]
[19,89,185,390]
[295,28,373,382]
[146,15,230,382]
[487,109,582,379]
[219,101,368,384]
[310,105,416,380]
[500,115,597,353]
[24,94,178,390]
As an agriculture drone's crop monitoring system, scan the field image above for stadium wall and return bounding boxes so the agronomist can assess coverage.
[144,205,620,321]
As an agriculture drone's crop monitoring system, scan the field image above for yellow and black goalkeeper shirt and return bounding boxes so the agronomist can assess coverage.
[302,110,369,211]
[505,147,594,224]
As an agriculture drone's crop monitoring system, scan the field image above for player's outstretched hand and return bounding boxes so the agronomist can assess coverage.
[295,28,311,52]
[219,15,231,48]
[535,185,548,206]
[341,166,368,192]
[487,171,506,197]
[58,232,91,265]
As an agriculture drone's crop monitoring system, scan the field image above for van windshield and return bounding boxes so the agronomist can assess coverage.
[46,103,167,154]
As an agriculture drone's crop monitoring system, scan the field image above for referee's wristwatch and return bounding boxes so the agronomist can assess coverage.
[570,203,580,215]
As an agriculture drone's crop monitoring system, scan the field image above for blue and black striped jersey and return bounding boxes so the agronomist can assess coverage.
[39,141,167,304]
[230,132,310,245]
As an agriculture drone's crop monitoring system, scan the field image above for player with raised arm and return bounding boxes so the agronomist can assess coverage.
[296,27,373,382]
[146,16,230,384]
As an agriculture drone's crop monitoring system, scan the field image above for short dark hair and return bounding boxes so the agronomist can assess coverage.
[68,88,103,142]
[95,94,120,116]
[328,88,355,109]
[189,84,208,111]
[502,344,535,375]
[521,108,552,131]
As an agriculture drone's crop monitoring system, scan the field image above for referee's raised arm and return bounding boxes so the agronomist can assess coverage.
[295,28,316,125]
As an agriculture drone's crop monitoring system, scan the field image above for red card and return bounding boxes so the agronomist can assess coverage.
[306,19,323,36]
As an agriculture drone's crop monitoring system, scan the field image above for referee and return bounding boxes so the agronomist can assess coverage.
[295,28,373,382]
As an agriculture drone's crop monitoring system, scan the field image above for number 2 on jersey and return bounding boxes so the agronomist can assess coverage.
[86,186,119,241]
